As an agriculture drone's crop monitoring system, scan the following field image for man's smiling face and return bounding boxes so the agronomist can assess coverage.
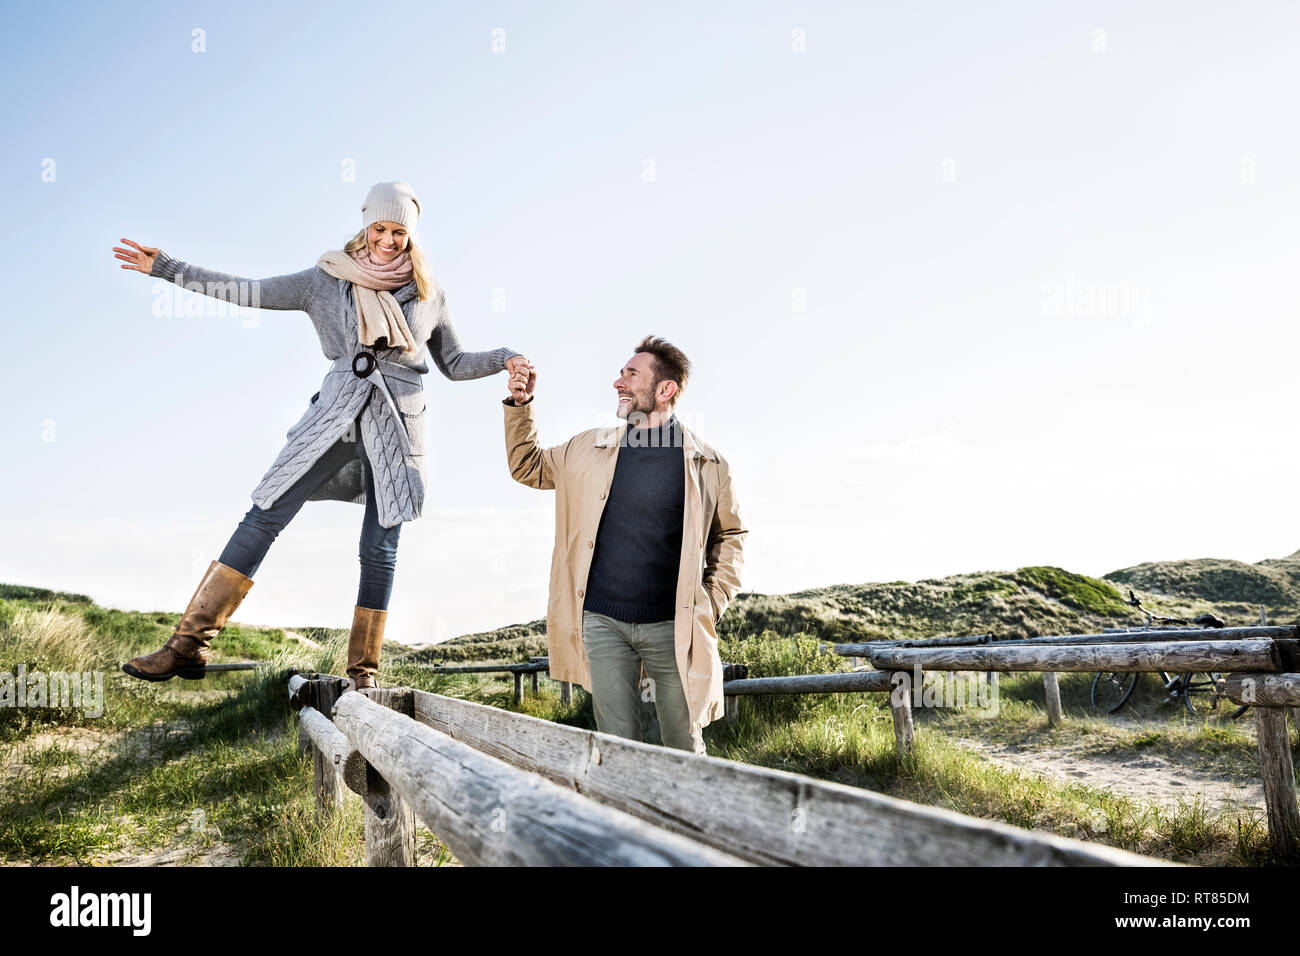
[613,351,660,420]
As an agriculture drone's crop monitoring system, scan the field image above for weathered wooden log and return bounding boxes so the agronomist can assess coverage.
[1043,672,1062,726]
[360,775,415,867]
[721,662,749,681]
[288,673,312,711]
[408,690,1162,866]
[834,635,995,654]
[1223,673,1300,707]
[889,671,915,758]
[403,662,549,674]
[723,671,894,695]
[868,640,1281,673]
[1254,706,1300,862]
[363,686,414,713]
[358,688,416,867]
[1004,627,1296,647]
[201,661,267,672]
[312,680,345,820]
[299,705,368,797]
[837,626,1296,657]
[333,691,746,866]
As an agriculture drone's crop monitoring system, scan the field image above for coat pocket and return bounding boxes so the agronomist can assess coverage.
[694,581,720,635]
[396,392,428,458]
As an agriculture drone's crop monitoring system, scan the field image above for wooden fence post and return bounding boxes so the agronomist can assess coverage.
[1042,672,1063,726]
[313,678,345,820]
[1255,705,1300,862]
[513,672,523,705]
[560,681,571,706]
[889,671,915,758]
[361,688,417,867]
[531,671,539,696]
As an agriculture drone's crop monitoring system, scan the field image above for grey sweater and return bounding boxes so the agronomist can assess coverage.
[151,251,519,527]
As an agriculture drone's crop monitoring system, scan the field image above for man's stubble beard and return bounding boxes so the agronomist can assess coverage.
[617,387,657,421]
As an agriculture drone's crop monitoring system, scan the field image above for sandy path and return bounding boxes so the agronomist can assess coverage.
[1,723,244,866]
[952,733,1266,812]
[282,629,322,650]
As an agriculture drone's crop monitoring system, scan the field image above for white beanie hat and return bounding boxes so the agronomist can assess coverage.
[362,181,421,230]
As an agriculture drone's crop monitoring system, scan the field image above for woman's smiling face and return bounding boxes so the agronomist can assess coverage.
[367,221,409,262]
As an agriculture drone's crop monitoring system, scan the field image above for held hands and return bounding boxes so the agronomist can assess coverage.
[113,238,159,274]
[505,355,536,404]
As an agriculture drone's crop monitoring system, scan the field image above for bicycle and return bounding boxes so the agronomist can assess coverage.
[1088,591,1249,719]
[1089,668,1244,716]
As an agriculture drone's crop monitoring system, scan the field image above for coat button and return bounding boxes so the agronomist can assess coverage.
[598,492,606,500]
[587,540,594,549]
[577,588,585,598]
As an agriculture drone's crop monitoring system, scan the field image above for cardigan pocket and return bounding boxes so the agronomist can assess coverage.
[395,390,427,458]
[400,408,427,457]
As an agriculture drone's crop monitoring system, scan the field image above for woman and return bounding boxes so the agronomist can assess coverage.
[113,181,531,688]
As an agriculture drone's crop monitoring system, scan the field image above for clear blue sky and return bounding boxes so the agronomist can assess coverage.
[2,1,1298,644]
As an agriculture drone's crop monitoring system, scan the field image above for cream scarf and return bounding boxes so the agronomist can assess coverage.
[317,250,418,354]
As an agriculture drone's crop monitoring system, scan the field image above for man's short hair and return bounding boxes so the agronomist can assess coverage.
[634,335,691,403]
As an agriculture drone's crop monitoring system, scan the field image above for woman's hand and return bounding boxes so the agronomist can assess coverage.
[113,238,160,274]
[506,355,536,404]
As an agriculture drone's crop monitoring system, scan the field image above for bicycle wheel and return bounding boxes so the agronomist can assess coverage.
[1091,671,1138,713]
[1181,672,1226,716]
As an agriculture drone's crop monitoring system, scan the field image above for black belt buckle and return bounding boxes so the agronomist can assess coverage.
[352,351,377,378]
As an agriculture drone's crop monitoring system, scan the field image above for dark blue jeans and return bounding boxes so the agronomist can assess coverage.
[218,424,402,610]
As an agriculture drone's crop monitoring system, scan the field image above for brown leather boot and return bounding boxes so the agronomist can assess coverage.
[122,560,255,682]
[346,605,387,689]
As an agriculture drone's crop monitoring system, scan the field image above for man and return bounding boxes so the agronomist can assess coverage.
[503,336,746,754]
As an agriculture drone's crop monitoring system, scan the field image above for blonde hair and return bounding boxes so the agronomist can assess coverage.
[344,227,435,302]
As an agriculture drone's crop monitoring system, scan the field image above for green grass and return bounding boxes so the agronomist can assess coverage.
[1,579,1293,867]
[1012,566,1131,617]
[703,633,1282,865]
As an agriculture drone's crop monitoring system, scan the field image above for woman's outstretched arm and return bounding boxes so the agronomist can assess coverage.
[426,285,522,380]
[114,238,316,311]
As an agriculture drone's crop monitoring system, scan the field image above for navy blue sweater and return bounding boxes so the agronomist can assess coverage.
[583,417,685,623]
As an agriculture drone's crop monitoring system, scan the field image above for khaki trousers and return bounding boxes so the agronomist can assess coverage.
[581,610,706,755]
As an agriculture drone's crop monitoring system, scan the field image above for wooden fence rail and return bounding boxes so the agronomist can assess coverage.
[866,639,1285,673]
[723,671,894,695]
[288,672,1164,867]
[740,628,1300,861]
[398,661,550,703]
[287,620,1300,864]
[831,625,1297,657]
[202,661,272,672]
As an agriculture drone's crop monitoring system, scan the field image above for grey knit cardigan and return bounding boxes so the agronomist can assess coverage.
[150,252,519,528]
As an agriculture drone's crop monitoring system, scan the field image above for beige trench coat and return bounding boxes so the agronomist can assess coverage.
[504,398,747,733]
